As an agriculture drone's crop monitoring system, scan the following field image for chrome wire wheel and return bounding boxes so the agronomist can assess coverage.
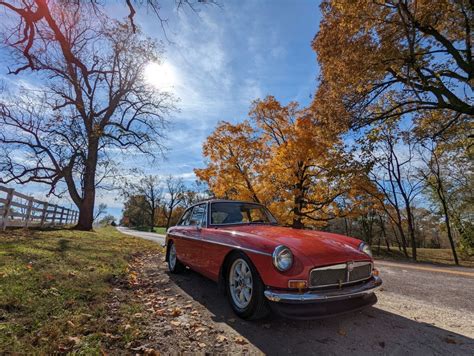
[169,243,177,270]
[229,258,253,309]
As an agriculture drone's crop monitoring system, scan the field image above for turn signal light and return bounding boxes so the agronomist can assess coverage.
[373,268,380,276]
[288,280,307,289]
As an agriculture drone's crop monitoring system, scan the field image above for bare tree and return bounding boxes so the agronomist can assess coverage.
[123,175,163,231]
[360,122,423,260]
[94,203,108,223]
[182,180,211,207]
[0,2,174,230]
[163,176,185,229]
[419,140,460,264]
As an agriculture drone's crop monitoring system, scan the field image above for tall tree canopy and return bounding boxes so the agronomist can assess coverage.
[0,1,174,230]
[196,96,368,228]
[312,0,473,133]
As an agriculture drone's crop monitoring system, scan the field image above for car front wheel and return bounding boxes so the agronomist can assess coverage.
[226,253,269,320]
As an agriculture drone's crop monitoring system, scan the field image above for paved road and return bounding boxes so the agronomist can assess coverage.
[116,226,166,244]
[376,260,474,312]
[118,227,474,354]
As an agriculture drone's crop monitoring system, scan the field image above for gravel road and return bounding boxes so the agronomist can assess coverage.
[118,227,474,354]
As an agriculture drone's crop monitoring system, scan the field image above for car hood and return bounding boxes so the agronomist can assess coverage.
[219,225,371,266]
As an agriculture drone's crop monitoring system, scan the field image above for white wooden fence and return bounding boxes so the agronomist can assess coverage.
[0,186,79,231]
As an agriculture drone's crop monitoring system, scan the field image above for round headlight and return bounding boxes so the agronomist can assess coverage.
[272,245,293,271]
[359,242,372,257]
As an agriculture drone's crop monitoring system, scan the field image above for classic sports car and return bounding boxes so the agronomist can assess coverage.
[165,200,382,320]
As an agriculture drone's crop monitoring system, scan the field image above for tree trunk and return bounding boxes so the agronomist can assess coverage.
[344,217,350,236]
[390,224,402,252]
[438,189,459,265]
[292,179,305,229]
[76,192,95,230]
[150,205,155,232]
[166,207,173,229]
[74,139,98,231]
[394,208,409,257]
[405,206,417,261]
[378,213,390,252]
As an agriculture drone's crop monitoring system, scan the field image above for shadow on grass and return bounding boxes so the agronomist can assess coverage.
[169,268,473,354]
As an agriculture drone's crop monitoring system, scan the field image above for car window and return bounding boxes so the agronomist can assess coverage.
[189,204,207,226]
[210,202,277,225]
[178,208,192,226]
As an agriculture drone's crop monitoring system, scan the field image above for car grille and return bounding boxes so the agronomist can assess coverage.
[310,262,372,288]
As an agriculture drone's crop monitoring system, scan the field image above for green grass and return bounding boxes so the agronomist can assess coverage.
[374,246,474,267]
[134,226,167,235]
[152,227,167,235]
[0,226,162,353]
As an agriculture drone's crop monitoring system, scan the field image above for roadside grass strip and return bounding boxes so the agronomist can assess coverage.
[0,227,162,353]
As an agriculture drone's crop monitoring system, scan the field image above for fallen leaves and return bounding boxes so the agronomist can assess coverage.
[99,252,255,354]
[337,328,347,337]
[170,320,181,327]
[235,336,247,345]
[67,336,81,345]
[216,335,228,343]
[443,337,457,344]
[155,308,166,316]
[171,307,182,317]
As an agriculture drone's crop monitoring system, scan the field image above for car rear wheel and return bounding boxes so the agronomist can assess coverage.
[167,241,185,273]
[226,253,269,320]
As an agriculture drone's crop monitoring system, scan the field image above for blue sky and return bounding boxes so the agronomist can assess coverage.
[0,0,321,219]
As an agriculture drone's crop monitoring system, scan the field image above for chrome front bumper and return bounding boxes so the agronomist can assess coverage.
[264,276,382,303]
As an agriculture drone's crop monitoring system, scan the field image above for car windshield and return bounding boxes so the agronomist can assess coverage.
[210,202,278,225]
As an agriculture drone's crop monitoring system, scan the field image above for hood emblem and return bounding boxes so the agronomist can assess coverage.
[347,261,354,272]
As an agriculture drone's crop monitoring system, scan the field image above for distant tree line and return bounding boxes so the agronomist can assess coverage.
[120,176,209,231]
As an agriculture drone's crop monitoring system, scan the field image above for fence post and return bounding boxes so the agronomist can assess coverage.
[51,205,57,226]
[24,197,33,228]
[58,206,64,225]
[64,209,69,225]
[40,202,49,227]
[1,188,14,231]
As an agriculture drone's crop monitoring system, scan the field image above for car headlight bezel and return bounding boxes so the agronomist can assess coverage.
[272,245,293,272]
[359,242,373,257]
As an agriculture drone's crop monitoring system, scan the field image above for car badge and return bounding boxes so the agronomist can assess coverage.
[347,261,354,272]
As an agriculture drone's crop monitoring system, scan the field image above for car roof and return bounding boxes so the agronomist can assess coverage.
[188,199,264,208]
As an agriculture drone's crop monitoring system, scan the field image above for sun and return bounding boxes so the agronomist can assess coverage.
[144,61,178,91]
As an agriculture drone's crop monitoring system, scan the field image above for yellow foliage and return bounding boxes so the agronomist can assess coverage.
[195,96,376,228]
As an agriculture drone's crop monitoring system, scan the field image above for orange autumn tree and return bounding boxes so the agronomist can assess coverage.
[195,121,265,203]
[195,96,369,229]
[312,0,473,132]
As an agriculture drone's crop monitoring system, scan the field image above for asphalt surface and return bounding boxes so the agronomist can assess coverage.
[116,226,166,244]
[376,260,474,312]
[118,227,474,354]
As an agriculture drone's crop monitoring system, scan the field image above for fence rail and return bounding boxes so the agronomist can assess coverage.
[0,186,78,231]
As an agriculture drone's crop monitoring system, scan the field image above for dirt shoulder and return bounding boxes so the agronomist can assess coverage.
[109,252,259,354]
[117,251,473,355]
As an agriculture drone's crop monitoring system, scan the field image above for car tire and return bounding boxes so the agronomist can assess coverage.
[167,241,185,273]
[226,252,269,320]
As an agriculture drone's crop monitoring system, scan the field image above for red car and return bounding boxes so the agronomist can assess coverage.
[165,200,382,320]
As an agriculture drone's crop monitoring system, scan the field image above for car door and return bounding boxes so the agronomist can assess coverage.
[171,207,193,264]
[185,203,207,270]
